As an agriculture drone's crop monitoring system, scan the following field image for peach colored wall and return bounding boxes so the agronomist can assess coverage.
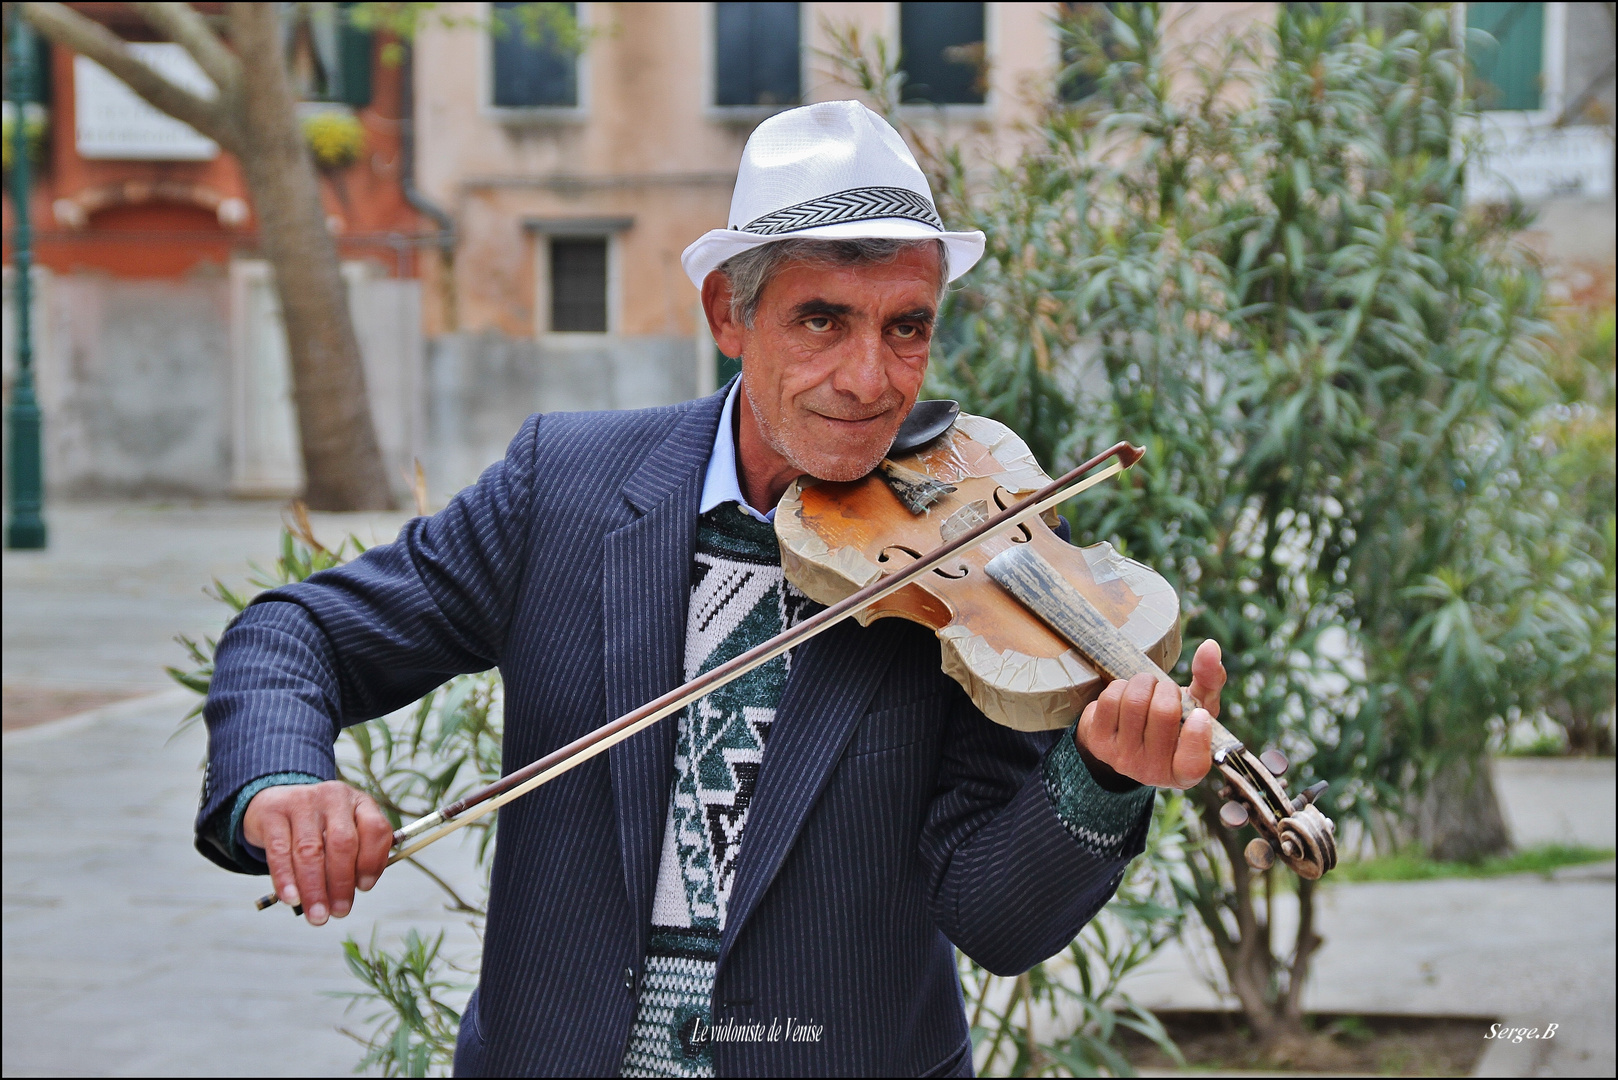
[416,2,1078,339]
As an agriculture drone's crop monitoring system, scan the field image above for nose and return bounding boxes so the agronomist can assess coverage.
[829,324,889,405]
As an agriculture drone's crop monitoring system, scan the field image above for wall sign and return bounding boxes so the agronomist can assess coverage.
[74,43,219,161]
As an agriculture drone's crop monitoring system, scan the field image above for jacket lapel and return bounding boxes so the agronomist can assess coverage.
[602,393,725,964]
[718,618,902,967]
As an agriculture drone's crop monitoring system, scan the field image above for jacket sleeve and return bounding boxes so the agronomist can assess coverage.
[918,687,1154,977]
[194,415,544,871]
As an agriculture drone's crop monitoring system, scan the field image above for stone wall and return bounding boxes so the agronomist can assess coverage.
[423,330,700,498]
[5,267,233,498]
[7,268,702,503]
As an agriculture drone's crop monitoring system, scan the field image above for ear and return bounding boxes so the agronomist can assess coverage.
[701,271,747,360]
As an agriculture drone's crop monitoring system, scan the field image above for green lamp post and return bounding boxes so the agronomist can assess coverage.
[6,9,46,549]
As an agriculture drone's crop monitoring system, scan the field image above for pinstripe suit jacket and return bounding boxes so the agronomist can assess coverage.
[197,387,1146,1077]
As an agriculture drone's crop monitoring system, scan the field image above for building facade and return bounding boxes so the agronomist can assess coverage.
[6,3,1612,499]
[3,2,431,498]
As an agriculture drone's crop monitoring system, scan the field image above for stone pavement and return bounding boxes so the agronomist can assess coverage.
[3,502,1616,1076]
[2,500,410,701]
[3,690,484,1078]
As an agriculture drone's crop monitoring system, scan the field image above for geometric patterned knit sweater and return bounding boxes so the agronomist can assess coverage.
[620,504,820,1077]
[615,502,1156,1076]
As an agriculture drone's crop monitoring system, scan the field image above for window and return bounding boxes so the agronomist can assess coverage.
[1467,2,1545,111]
[286,2,373,107]
[715,3,801,107]
[899,2,987,105]
[492,0,579,109]
[550,238,609,332]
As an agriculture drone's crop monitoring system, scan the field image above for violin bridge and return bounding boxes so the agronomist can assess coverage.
[940,500,991,544]
[877,459,957,515]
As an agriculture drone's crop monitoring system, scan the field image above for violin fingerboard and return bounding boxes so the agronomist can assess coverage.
[985,545,1168,684]
[987,544,1245,758]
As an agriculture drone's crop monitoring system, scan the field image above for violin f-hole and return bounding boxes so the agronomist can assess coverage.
[882,545,968,578]
[991,488,1034,543]
[879,544,924,565]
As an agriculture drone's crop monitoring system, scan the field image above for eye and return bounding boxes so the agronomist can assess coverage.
[891,324,921,340]
[804,316,834,332]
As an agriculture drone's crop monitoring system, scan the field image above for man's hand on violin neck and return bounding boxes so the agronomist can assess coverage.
[243,781,392,926]
[1077,640,1226,790]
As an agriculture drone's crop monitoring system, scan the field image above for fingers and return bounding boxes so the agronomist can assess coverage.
[257,811,301,911]
[289,800,332,925]
[1077,678,1124,755]
[355,797,394,893]
[324,800,360,919]
[1143,678,1182,775]
[243,782,388,926]
[1117,673,1156,752]
[1189,639,1226,717]
[1172,708,1215,788]
[1081,675,1182,786]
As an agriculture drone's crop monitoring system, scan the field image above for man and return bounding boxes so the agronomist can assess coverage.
[197,101,1224,1077]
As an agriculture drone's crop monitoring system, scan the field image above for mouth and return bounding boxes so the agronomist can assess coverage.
[810,409,895,434]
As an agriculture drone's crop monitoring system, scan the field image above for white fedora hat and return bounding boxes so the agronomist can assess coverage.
[681,100,985,290]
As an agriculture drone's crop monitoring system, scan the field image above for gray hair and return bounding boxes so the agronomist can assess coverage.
[718,237,948,328]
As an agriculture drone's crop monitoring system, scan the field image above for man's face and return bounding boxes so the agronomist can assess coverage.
[711,245,940,484]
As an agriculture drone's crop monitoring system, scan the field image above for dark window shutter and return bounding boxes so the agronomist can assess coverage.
[715,3,801,107]
[1468,2,1545,111]
[337,3,373,108]
[550,238,609,332]
[900,2,987,105]
[492,1,579,108]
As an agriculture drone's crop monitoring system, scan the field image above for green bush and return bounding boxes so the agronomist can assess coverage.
[910,0,1611,1046]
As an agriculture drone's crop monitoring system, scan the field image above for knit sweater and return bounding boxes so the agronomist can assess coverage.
[620,504,821,1077]
[617,504,1154,1077]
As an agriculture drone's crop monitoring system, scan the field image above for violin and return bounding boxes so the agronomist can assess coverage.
[257,403,1335,913]
[779,405,1337,880]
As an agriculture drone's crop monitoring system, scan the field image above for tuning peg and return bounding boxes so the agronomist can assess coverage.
[1219,801,1250,829]
[1244,838,1275,871]
[1290,779,1328,811]
[1259,748,1289,776]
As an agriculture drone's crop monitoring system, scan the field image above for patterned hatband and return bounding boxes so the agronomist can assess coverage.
[739,186,944,236]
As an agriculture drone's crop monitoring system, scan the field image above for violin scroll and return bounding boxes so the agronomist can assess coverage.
[1214,740,1338,880]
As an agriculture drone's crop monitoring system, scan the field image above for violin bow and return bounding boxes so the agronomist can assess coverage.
[257,441,1142,912]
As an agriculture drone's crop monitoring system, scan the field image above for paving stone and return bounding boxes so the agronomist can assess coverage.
[3,691,483,1078]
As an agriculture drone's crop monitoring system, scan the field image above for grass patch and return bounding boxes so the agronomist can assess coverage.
[1333,843,1614,883]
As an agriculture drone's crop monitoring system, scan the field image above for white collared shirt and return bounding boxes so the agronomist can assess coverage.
[699,379,776,524]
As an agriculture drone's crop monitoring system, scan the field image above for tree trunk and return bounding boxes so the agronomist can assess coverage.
[1416,754,1511,863]
[228,5,394,511]
[1194,795,1326,1052]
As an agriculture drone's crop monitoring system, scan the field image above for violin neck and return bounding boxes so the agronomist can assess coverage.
[984,544,1244,760]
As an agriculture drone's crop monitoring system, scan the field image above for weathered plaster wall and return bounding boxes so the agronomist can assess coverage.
[423,331,700,496]
[3,267,432,500]
[414,2,1072,342]
[1,268,234,497]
